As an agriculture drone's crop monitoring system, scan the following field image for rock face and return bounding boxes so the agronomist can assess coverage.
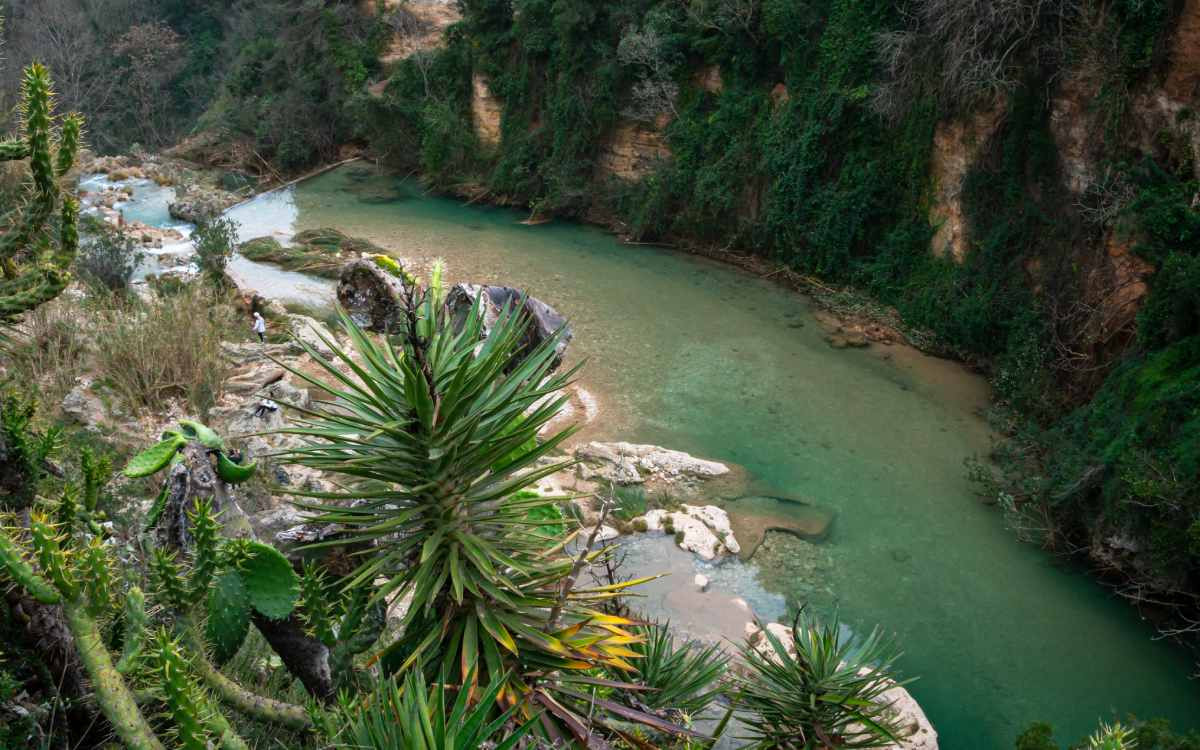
[471,73,504,147]
[595,120,672,181]
[336,259,412,332]
[927,102,1005,262]
[744,623,939,750]
[575,441,730,487]
[446,283,573,371]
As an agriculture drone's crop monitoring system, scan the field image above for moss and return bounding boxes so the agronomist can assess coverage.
[631,518,648,533]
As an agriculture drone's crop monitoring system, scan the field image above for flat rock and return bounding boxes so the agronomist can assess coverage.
[575,442,729,487]
[285,314,336,360]
[726,495,835,559]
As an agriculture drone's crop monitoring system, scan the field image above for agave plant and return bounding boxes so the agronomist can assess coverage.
[626,622,728,720]
[734,610,908,749]
[335,666,538,749]
[277,268,691,746]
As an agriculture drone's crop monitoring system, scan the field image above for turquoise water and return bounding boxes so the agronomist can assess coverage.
[231,165,1199,747]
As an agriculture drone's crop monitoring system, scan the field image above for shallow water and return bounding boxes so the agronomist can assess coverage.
[125,164,1200,746]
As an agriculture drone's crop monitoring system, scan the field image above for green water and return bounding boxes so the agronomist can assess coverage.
[281,165,1199,747]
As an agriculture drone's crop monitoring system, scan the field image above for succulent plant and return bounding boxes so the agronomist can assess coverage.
[0,63,83,326]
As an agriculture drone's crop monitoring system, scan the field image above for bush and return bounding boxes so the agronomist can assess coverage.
[76,217,144,294]
[193,216,239,284]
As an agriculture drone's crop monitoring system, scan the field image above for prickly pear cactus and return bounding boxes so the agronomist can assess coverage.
[0,63,84,324]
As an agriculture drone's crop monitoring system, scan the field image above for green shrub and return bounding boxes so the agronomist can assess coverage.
[76,217,145,294]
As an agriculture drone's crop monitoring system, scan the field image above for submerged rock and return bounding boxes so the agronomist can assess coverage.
[726,495,836,559]
[446,283,572,371]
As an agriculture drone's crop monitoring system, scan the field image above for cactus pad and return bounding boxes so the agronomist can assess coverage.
[239,542,299,620]
[206,570,251,664]
[123,434,187,478]
[214,451,256,484]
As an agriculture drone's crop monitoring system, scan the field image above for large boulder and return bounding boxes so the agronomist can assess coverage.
[336,259,411,332]
[446,283,572,371]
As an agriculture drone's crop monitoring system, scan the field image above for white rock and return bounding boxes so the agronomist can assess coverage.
[581,525,620,542]
[680,504,741,555]
[640,509,670,532]
[694,573,710,592]
[574,442,729,486]
[669,511,726,560]
[631,505,739,559]
[286,314,336,360]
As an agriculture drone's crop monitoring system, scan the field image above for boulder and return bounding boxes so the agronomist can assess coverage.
[61,382,106,431]
[446,283,572,371]
[336,259,412,332]
[637,504,739,560]
[575,442,730,487]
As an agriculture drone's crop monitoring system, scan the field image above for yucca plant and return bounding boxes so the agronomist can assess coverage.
[1088,721,1137,750]
[625,623,728,720]
[734,610,908,749]
[335,666,538,749]
[278,267,694,746]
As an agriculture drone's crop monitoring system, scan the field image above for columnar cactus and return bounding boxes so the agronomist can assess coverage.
[0,425,325,747]
[0,63,84,323]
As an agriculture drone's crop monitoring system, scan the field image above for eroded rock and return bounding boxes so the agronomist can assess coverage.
[336,259,412,332]
[726,495,836,559]
[446,283,573,371]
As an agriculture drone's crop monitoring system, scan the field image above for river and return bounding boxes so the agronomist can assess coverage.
[114,163,1200,747]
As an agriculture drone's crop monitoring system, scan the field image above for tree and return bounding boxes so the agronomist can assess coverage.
[192,216,238,285]
[111,21,186,146]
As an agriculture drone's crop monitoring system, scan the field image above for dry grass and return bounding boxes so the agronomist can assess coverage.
[6,283,240,419]
[5,298,91,403]
[92,285,237,418]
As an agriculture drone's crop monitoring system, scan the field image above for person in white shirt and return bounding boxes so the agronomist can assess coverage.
[252,311,266,344]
